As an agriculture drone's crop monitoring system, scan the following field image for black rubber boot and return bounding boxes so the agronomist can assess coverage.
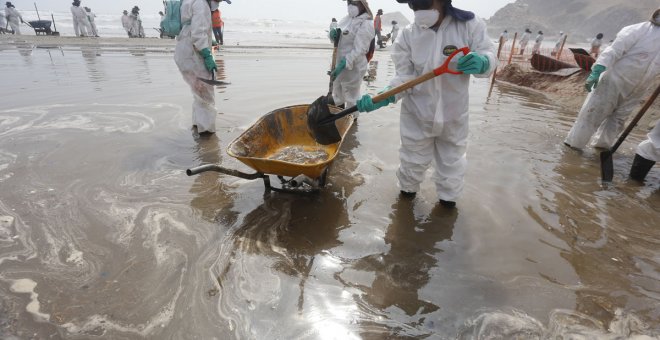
[400,191,416,198]
[629,154,656,182]
[439,200,456,208]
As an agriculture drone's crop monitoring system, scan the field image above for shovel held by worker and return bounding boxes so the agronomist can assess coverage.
[600,83,660,182]
[307,47,470,145]
[198,69,230,86]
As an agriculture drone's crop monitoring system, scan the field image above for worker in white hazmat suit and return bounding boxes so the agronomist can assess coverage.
[564,10,660,150]
[630,121,659,182]
[390,20,399,45]
[85,7,99,37]
[174,0,218,134]
[532,30,543,54]
[0,7,7,34]
[355,0,497,208]
[519,28,531,55]
[121,10,131,37]
[5,2,22,35]
[71,0,90,37]
[328,0,375,113]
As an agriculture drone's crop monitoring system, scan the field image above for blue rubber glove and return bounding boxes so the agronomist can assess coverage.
[356,87,396,112]
[331,57,347,80]
[329,28,339,42]
[585,64,606,92]
[199,48,217,72]
[457,52,490,74]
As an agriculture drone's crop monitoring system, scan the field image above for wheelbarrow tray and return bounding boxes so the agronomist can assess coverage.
[227,104,353,179]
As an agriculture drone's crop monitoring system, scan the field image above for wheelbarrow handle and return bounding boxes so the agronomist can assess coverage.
[371,47,469,104]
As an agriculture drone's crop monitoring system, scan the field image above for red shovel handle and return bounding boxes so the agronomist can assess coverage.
[433,47,470,76]
[372,46,470,103]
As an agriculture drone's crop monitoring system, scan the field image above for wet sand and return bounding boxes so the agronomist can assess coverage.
[0,40,659,339]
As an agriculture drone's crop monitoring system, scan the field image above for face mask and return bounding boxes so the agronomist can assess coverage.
[210,1,219,11]
[348,5,360,18]
[414,9,439,29]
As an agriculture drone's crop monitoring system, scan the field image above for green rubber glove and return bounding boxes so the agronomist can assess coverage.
[331,57,347,80]
[585,64,606,92]
[199,48,217,72]
[329,28,339,42]
[356,87,396,112]
[457,52,490,74]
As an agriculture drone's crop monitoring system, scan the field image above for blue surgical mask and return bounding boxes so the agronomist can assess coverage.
[414,9,439,29]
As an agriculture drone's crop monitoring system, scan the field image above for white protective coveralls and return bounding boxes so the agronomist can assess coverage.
[532,33,543,54]
[391,23,399,44]
[174,0,216,133]
[0,9,7,32]
[86,9,98,37]
[565,22,660,149]
[129,13,145,38]
[71,5,90,37]
[638,121,660,162]
[121,14,131,36]
[333,12,375,108]
[389,16,497,201]
[519,31,530,53]
[5,6,22,35]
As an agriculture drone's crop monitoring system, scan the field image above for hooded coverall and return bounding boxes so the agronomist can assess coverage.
[333,12,375,109]
[565,22,660,149]
[5,6,22,35]
[71,5,90,37]
[174,0,216,133]
[389,16,497,201]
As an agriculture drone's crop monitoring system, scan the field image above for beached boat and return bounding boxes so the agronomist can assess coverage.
[569,48,596,72]
[530,53,576,73]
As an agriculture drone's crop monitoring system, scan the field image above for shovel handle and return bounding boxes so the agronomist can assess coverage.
[371,47,469,103]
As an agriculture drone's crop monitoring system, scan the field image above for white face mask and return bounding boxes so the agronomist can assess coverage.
[414,9,439,29]
[653,14,660,26]
[348,5,360,18]
[210,1,219,11]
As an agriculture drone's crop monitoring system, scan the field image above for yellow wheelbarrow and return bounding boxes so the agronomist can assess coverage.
[186,104,354,193]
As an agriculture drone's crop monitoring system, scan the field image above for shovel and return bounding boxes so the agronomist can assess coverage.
[600,83,660,182]
[326,28,341,105]
[198,69,231,86]
[308,47,470,145]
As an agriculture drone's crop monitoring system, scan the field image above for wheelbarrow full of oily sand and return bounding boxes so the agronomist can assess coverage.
[186,104,354,193]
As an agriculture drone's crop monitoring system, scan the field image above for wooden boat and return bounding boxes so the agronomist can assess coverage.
[530,53,576,72]
[569,48,596,72]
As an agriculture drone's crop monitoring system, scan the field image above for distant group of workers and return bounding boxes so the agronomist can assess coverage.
[121,6,145,38]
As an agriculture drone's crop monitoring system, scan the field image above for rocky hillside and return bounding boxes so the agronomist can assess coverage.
[487,0,658,43]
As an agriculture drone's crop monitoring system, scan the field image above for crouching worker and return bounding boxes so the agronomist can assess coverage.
[175,0,218,135]
[630,121,659,182]
[354,0,497,208]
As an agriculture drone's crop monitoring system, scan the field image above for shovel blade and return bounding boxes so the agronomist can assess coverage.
[307,95,342,145]
[198,77,230,86]
[600,150,614,182]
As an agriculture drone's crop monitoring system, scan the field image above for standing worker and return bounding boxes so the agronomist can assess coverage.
[121,10,131,37]
[5,2,23,35]
[174,0,218,135]
[129,6,145,38]
[519,28,531,55]
[70,0,90,37]
[590,33,603,58]
[84,7,99,37]
[532,30,543,54]
[0,5,7,34]
[390,20,399,45]
[328,0,375,113]
[374,8,385,48]
[211,0,224,45]
[630,121,659,182]
[552,31,565,56]
[355,0,497,208]
[564,10,660,150]
[500,29,508,44]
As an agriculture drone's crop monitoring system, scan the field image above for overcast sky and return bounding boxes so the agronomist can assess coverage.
[28,0,517,22]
